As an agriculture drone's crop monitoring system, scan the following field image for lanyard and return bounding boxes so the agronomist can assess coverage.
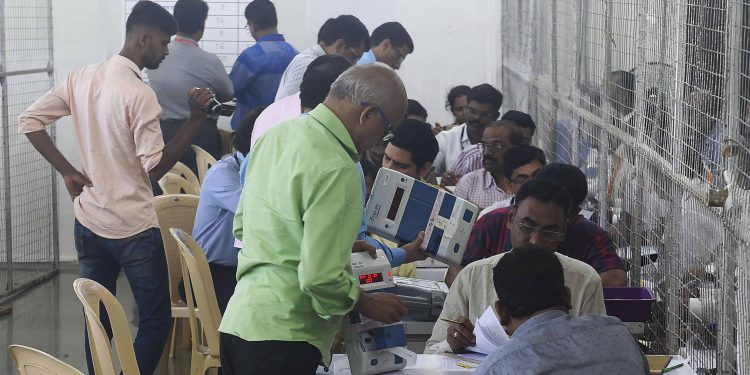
[174,37,197,46]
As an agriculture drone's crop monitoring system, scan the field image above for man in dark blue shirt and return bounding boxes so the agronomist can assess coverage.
[230,0,297,129]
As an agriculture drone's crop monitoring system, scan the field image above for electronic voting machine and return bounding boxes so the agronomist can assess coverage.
[366,169,479,266]
[344,250,416,375]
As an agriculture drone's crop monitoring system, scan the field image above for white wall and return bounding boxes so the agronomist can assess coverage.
[52,0,501,260]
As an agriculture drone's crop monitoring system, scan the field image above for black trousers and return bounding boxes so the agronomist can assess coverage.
[209,262,237,314]
[220,334,322,375]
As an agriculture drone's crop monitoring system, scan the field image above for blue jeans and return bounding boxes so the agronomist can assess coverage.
[74,220,171,375]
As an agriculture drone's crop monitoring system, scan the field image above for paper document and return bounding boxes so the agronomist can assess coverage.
[466,306,510,355]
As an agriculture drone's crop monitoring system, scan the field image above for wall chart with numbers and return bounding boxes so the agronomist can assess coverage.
[124,0,255,73]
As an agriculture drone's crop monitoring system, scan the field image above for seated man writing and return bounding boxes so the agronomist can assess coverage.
[475,244,648,375]
[447,163,627,287]
[425,178,606,354]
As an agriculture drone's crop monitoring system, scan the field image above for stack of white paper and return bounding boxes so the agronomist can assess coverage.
[467,306,510,355]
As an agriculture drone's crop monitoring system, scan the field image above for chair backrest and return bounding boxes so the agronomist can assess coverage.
[72,278,140,375]
[158,172,200,196]
[191,145,218,184]
[171,228,222,356]
[8,345,84,375]
[154,194,200,308]
[169,162,200,192]
[218,129,234,157]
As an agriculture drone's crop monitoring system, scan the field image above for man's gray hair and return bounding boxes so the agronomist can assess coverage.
[327,62,402,108]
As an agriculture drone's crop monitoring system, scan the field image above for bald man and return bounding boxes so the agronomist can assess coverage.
[220,63,410,375]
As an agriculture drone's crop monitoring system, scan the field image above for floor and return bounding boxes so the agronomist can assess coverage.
[0,262,191,375]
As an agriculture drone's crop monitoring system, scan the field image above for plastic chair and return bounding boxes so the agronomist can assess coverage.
[170,162,201,193]
[171,228,221,375]
[158,172,200,196]
[154,194,200,360]
[72,278,140,375]
[8,345,84,375]
[218,129,234,157]
[191,145,217,184]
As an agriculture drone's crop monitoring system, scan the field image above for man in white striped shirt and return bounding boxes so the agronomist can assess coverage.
[274,15,369,101]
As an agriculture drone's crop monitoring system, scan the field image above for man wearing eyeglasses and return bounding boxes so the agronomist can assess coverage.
[433,84,503,180]
[274,15,370,101]
[356,22,414,70]
[453,120,524,209]
[446,163,627,288]
[424,178,606,354]
[478,144,548,218]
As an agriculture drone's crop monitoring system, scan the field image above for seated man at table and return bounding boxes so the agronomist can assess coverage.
[425,178,606,354]
[447,163,627,287]
[478,144,546,217]
[475,245,648,375]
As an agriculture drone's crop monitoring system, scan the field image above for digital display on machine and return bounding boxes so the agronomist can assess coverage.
[358,273,384,285]
[387,187,405,220]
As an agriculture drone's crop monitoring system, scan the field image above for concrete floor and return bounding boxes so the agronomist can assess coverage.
[0,262,191,375]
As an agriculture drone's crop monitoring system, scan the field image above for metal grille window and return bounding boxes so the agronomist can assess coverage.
[502,0,750,373]
[0,0,57,300]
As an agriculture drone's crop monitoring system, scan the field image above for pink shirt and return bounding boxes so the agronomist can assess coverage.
[18,55,164,239]
[453,169,511,210]
[249,92,301,150]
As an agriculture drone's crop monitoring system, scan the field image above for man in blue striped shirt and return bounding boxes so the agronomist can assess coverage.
[230,0,297,129]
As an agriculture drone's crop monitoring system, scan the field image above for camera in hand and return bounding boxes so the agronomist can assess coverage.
[202,97,236,117]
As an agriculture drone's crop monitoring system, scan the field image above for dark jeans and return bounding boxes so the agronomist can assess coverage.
[74,221,171,375]
[178,262,237,315]
[152,117,222,195]
[220,334,322,375]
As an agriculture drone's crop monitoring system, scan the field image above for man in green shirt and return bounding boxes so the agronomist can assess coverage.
[220,63,409,375]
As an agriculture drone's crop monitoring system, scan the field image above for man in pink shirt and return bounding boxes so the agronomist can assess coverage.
[17,2,215,374]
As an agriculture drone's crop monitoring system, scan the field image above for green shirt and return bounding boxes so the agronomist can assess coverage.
[220,104,362,365]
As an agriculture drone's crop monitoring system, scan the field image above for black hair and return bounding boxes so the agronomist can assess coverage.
[388,119,439,171]
[406,99,428,120]
[173,0,208,34]
[486,120,524,146]
[513,177,572,218]
[502,144,547,180]
[535,163,588,210]
[469,84,503,113]
[501,110,536,136]
[299,55,351,109]
[317,15,370,49]
[493,244,567,319]
[126,1,177,36]
[360,157,379,180]
[244,0,277,30]
[233,105,267,155]
[370,22,414,52]
[446,85,471,110]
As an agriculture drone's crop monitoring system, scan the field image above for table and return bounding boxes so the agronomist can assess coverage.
[316,354,475,374]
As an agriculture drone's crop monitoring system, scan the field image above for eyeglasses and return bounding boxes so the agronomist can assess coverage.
[361,102,395,141]
[347,47,363,63]
[479,142,503,152]
[466,106,497,121]
[515,220,566,242]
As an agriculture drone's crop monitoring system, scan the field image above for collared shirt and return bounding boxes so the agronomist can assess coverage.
[230,34,297,129]
[221,104,361,365]
[146,35,233,121]
[453,169,511,210]
[18,55,164,239]
[356,49,377,65]
[192,152,243,266]
[450,144,483,178]
[478,197,513,218]
[434,123,472,175]
[424,252,606,354]
[250,92,301,151]
[462,208,626,273]
[275,44,326,101]
[476,310,649,375]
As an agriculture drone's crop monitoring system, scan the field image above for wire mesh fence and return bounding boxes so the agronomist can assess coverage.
[0,0,58,300]
[502,0,750,373]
